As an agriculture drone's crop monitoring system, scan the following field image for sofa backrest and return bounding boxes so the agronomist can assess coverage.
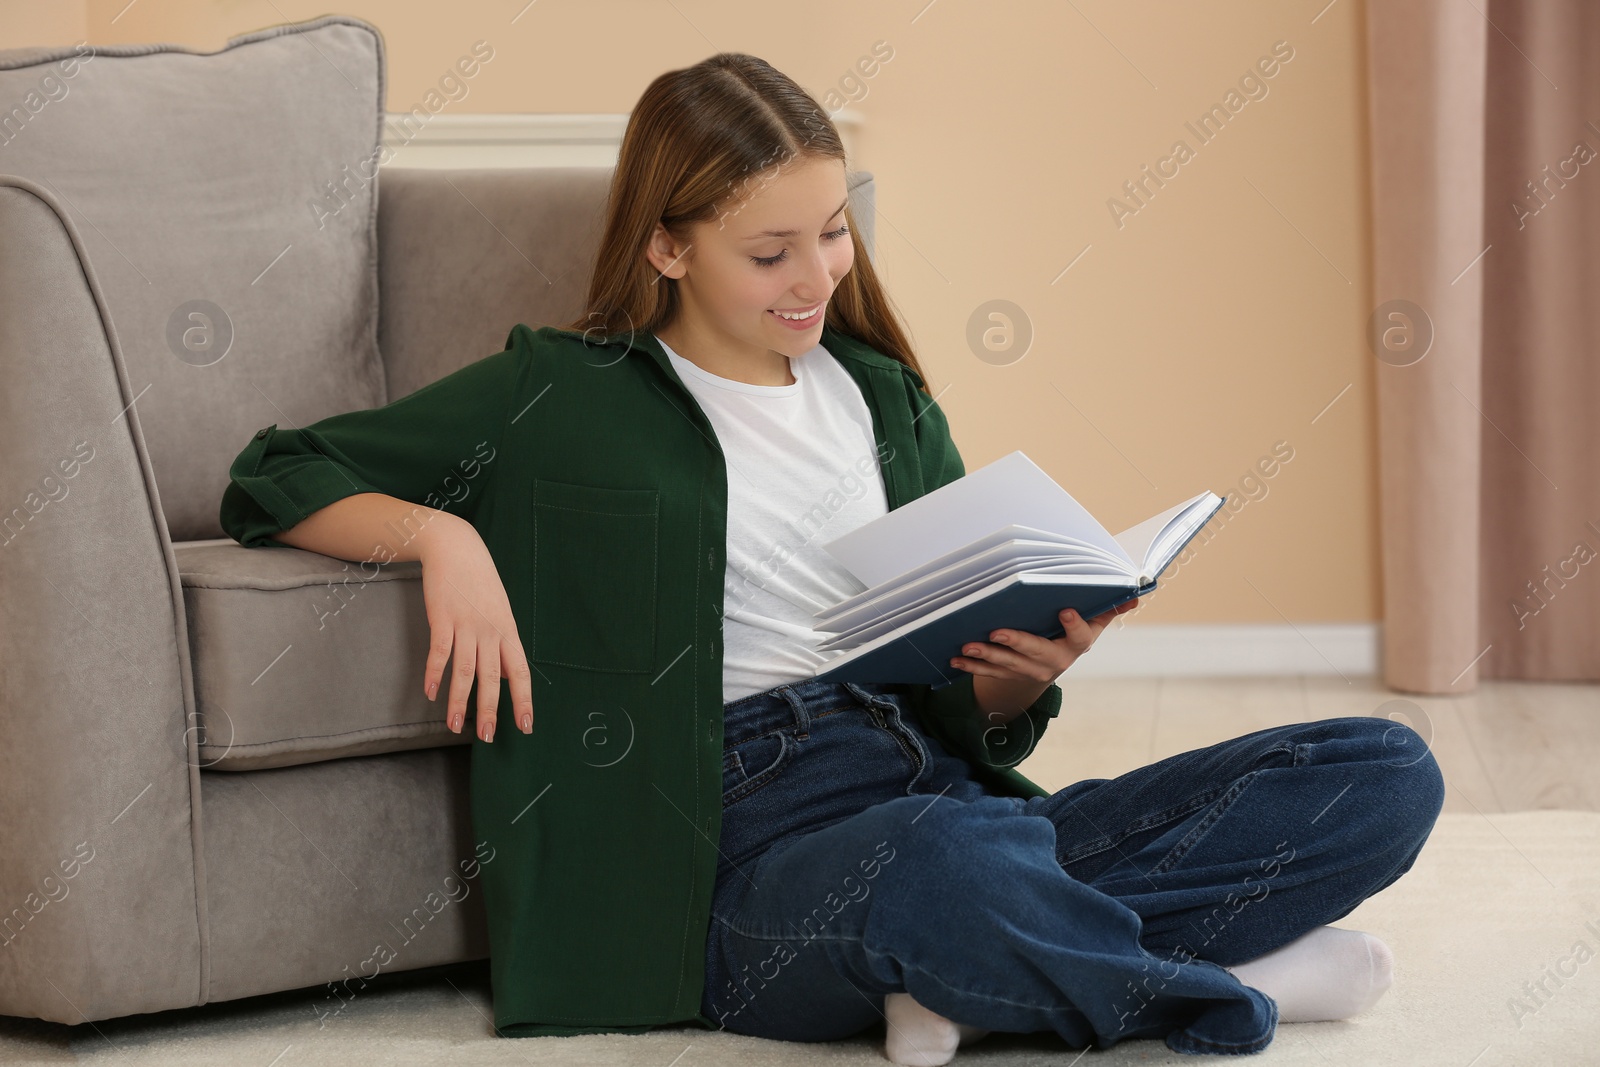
[0,15,387,541]
[371,166,878,404]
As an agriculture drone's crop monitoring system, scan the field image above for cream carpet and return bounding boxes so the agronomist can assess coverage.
[3,811,1596,1065]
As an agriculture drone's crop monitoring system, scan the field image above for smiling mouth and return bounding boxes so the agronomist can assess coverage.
[769,302,823,322]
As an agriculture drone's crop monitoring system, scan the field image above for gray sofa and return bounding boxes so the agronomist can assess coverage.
[0,15,875,1024]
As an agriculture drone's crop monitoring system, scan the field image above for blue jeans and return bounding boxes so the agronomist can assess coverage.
[700,678,1445,1056]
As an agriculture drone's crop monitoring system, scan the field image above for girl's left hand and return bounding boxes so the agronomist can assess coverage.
[949,597,1141,681]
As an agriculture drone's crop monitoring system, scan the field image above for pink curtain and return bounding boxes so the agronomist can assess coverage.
[1366,0,1600,693]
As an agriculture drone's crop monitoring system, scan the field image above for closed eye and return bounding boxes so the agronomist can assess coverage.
[751,225,850,267]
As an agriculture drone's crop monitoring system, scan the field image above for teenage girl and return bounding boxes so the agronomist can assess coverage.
[241,52,1445,1062]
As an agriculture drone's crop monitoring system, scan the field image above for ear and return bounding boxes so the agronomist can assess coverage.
[645,221,691,279]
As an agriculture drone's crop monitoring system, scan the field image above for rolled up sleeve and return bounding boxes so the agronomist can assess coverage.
[219,324,529,548]
[919,671,1063,770]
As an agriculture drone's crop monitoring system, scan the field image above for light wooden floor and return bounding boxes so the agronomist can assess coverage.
[1022,674,1600,814]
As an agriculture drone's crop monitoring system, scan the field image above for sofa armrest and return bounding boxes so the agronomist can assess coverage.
[0,177,205,1023]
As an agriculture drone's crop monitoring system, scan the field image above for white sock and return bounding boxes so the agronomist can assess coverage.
[1225,926,1395,1023]
[883,991,990,1066]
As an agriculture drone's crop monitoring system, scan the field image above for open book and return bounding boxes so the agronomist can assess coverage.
[809,451,1227,689]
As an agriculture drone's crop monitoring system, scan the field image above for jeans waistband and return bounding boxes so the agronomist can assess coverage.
[720,679,911,747]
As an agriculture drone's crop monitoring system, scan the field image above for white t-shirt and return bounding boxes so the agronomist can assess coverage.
[657,334,890,703]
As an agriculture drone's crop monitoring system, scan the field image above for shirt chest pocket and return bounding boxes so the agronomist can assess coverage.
[530,478,659,674]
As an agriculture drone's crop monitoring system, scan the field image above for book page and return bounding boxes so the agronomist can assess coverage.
[819,556,1130,642]
[820,570,1136,650]
[1141,493,1226,581]
[821,451,1135,588]
[1111,492,1214,582]
[814,525,1131,622]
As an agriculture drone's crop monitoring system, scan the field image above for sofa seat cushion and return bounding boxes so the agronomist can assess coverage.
[177,540,468,771]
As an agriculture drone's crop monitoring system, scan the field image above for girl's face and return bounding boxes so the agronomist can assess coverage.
[648,155,854,363]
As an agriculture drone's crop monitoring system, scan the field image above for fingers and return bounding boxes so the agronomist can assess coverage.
[948,653,1010,679]
[504,636,534,734]
[425,628,453,718]
[1059,608,1096,654]
[446,634,477,736]
[948,646,1016,678]
[980,628,1059,673]
[475,637,501,743]
[433,630,531,742]
[950,634,1060,682]
[953,599,1145,679]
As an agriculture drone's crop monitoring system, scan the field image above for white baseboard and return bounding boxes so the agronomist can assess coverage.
[379,110,866,169]
[1059,622,1380,678]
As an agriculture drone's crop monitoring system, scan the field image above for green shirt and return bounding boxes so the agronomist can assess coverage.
[220,322,1063,1037]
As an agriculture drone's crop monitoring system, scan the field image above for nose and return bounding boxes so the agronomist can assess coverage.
[792,243,840,305]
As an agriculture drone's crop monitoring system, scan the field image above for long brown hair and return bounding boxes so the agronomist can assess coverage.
[565,52,930,394]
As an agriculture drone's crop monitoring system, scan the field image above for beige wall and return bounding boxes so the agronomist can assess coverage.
[4,1,1379,626]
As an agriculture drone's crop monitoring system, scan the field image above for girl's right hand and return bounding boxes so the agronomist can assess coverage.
[416,514,534,743]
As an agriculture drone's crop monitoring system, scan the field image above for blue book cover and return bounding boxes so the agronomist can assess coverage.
[809,452,1228,689]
